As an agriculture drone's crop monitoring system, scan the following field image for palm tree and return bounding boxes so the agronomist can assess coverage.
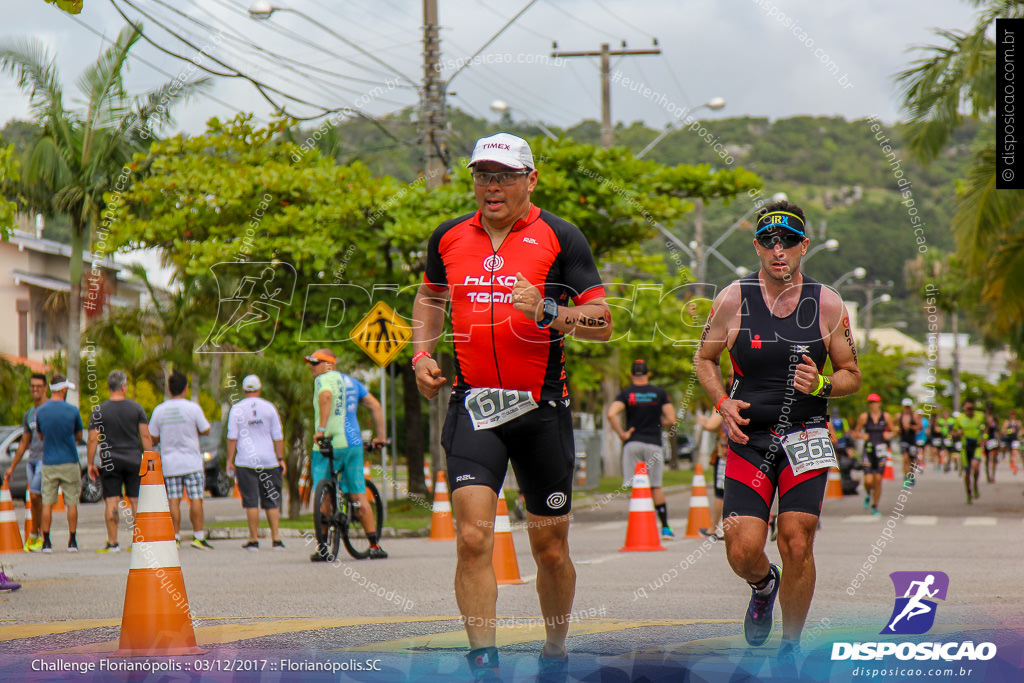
[0,26,208,397]
[896,0,1024,337]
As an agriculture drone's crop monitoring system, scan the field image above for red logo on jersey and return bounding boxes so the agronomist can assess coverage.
[842,316,850,329]
[751,334,762,349]
[628,392,637,406]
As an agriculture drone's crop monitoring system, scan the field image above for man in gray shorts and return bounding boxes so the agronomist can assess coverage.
[607,359,677,539]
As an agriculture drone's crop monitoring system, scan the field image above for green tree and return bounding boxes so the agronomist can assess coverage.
[0,141,19,239]
[896,0,1024,338]
[0,26,207,397]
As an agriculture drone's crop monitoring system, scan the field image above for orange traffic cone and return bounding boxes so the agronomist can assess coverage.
[298,456,312,507]
[492,489,524,585]
[825,467,843,499]
[423,464,433,492]
[428,470,456,541]
[684,463,713,539]
[0,480,24,554]
[23,489,35,542]
[116,451,203,656]
[620,462,665,552]
[364,462,371,479]
[231,479,241,499]
[53,491,66,512]
[575,457,587,488]
[882,453,895,481]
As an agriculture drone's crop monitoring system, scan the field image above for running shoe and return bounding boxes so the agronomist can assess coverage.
[966,494,972,505]
[467,646,501,683]
[0,569,20,592]
[973,486,980,499]
[743,563,781,646]
[242,541,259,551]
[698,527,724,541]
[536,647,568,683]
[368,545,388,559]
[769,518,779,542]
[23,536,42,552]
[191,538,214,550]
[863,494,871,509]
[67,539,78,552]
[97,542,121,553]
[310,546,333,562]
[40,538,52,553]
[871,507,881,517]
[661,527,676,540]
[272,540,286,550]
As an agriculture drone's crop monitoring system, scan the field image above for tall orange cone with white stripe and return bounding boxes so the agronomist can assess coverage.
[619,462,665,552]
[492,489,524,585]
[423,464,433,492]
[23,489,35,543]
[825,467,843,499]
[116,451,203,656]
[882,450,895,481]
[428,470,455,541]
[0,480,24,554]
[684,463,713,539]
[575,457,587,488]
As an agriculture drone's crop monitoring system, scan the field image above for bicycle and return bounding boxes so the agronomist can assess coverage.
[312,438,385,560]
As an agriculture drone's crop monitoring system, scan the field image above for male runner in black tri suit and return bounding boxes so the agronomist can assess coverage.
[851,394,894,516]
[696,200,861,660]
[896,398,922,487]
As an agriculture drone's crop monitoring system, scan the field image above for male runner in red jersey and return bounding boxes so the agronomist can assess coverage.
[411,133,612,682]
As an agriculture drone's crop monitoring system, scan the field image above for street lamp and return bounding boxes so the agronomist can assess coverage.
[636,97,726,159]
[832,266,866,289]
[804,238,839,262]
[489,100,558,141]
[862,292,892,353]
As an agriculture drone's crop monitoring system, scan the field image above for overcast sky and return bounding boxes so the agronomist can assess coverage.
[3,0,978,136]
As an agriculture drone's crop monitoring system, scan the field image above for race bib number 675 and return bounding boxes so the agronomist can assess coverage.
[780,427,838,475]
[464,388,538,431]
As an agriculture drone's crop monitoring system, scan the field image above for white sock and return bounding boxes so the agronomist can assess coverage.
[194,530,205,541]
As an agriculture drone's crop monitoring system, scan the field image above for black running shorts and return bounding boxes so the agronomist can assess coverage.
[723,430,828,522]
[99,457,142,499]
[443,398,575,517]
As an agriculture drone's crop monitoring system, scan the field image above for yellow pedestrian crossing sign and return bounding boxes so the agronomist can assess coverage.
[349,301,412,367]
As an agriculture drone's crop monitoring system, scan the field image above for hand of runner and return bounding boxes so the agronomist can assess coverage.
[88,463,99,481]
[511,272,543,321]
[618,427,635,442]
[415,357,447,399]
[719,397,752,445]
[793,354,821,395]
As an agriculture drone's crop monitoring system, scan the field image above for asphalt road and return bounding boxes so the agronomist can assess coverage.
[1,462,1022,682]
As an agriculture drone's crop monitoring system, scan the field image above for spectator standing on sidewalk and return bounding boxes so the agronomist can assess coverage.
[3,373,49,551]
[226,375,287,551]
[87,370,152,553]
[35,375,83,553]
[149,371,213,549]
[607,359,677,539]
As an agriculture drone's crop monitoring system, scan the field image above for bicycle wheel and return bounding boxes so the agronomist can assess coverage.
[312,478,341,561]
[342,479,384,560]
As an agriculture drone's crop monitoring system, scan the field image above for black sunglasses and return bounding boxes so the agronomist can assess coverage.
[756,232,804,249]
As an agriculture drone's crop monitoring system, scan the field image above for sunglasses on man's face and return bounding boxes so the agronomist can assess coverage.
[756,232,804,250]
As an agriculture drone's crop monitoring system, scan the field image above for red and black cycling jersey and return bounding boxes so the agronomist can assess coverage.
[728,273,829,432]
[423,204,605,402]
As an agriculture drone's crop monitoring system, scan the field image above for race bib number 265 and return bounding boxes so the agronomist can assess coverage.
[781,427,838,475]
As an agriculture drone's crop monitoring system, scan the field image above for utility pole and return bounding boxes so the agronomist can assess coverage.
[422,0,447,189]
[551,43,660,148]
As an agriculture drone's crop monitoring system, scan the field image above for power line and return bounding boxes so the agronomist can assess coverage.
[474,0,558,44]
[592,0,657,40]
[108,0,414,143]
[541,0,620,41]
[68,13,256,120]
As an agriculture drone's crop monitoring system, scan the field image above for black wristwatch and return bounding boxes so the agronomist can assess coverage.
[537,297,559,328]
